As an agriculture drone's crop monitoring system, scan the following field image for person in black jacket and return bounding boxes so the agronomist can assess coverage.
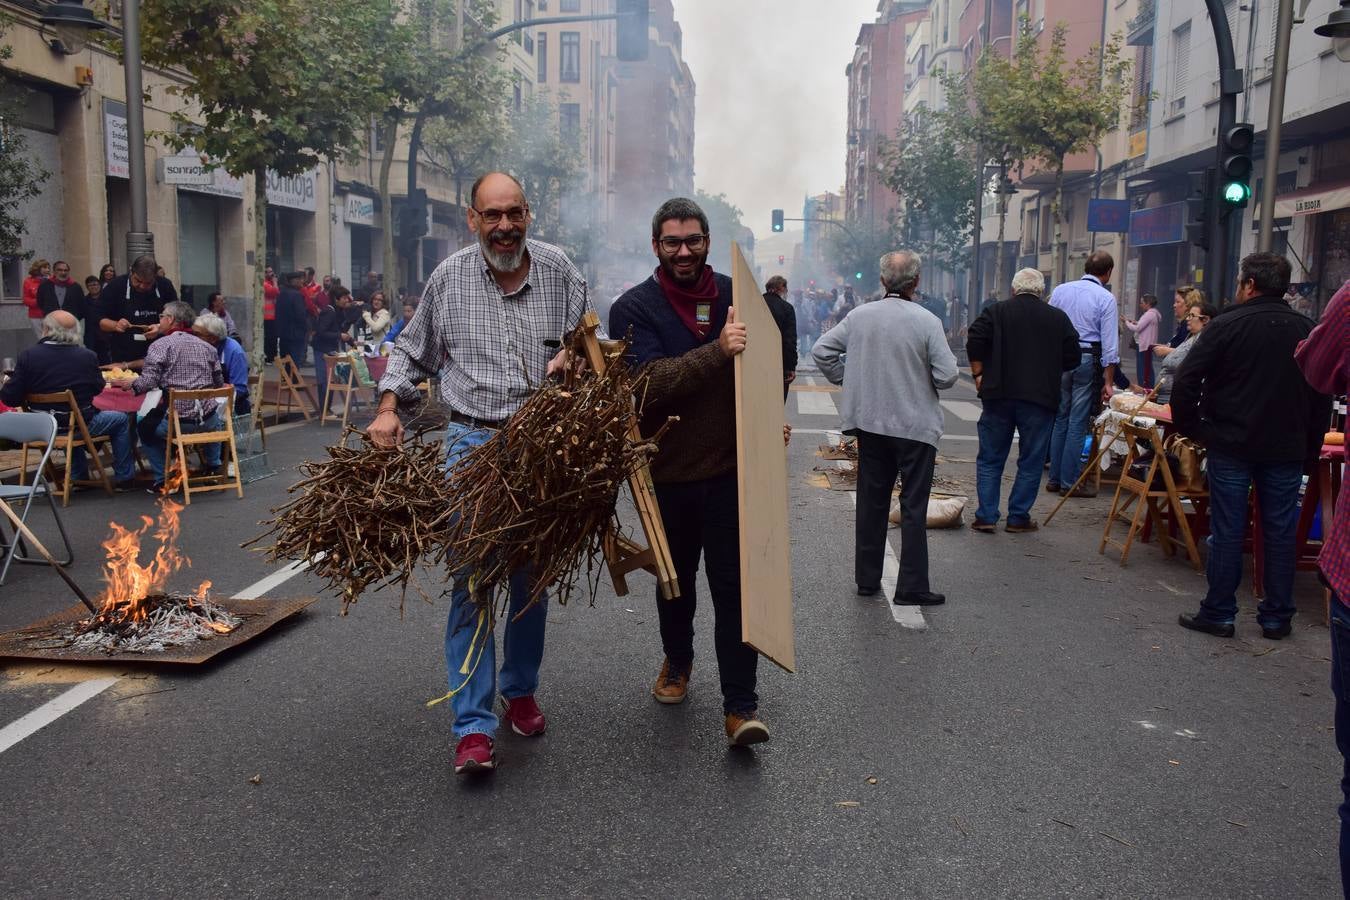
[98,255,179,364]
[275,271,311,365]
[311,285,355,412]
[966,268,1082,533]
[1172,252,1332,641]
[762,275,798,398]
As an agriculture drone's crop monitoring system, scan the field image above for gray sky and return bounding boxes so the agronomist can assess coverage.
[671,0,882,241]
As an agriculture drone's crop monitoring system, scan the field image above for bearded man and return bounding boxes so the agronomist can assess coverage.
[371,171,590,776]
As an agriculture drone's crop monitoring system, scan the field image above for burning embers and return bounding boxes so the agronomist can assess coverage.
[56,491,241,655]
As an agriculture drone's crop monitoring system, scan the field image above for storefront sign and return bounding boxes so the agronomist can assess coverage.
[344,194,376,227]
[103,100,129,179]
[1274,182,1350,218]
[266,169,318,212]
[1128,202,1185,247]
[157,152,215,186]
[1087,199,1130,233]
[1128,130,1148,160]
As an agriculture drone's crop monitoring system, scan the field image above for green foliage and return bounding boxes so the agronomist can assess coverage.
[822,224,893,290]
[878,108,978,270]
[0,15,51,261]
[501,93,586,255]
[693,190,748,275]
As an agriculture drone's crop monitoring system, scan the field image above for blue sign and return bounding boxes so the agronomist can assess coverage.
[1129,202,1186,247]
[1087,199,1130,233]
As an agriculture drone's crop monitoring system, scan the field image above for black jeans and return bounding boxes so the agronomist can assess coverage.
[263,319,279,361]
[856,430,937,596]
[654,472,758,715]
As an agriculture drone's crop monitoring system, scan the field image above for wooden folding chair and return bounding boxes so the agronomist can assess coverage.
[247,370,268,449]
[267,355,317,423]
[21,390,115,505]
[321,354,371,429]
[166,387,244,504]
[1100,420,1202,570]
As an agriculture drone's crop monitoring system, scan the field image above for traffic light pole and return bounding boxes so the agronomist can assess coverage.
[1204,0,1243,301]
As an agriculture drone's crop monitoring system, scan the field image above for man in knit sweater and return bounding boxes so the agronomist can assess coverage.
[608,197,771,748]
[812,251,959,606]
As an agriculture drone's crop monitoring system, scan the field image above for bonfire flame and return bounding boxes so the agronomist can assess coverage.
[95,490,204,622]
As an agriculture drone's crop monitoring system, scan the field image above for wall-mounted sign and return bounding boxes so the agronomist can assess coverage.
[157,152,215,186]
[1087,199,1130,233]
[344,193,376,227]
[1274,182,1350,218]
[266,169,318,212]
[1128,202,1186,247]
[103,99,129,179]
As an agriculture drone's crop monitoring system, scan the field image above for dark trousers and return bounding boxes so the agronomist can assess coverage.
[856,430,937,596]
[1331,595,1350,898]
[653,472,758,715]
[1136,347,1154,389]
[263,319,279,361]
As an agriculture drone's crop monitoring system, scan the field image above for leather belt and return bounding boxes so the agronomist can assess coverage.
[448,410,503,430]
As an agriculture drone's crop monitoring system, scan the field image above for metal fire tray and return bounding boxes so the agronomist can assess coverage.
[0,596,317,665]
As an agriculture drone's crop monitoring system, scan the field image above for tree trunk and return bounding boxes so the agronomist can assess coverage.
[251,164,268,372]
[993,190,1009,301]
[378,117,400,295]
[1051,160,1066,287]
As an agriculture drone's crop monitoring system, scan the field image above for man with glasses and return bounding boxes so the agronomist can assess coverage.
[608,197,772,748]
[370,171,589,777]
[98,255,179,365]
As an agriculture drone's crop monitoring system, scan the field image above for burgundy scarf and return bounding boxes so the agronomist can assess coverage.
[655,264,719,340]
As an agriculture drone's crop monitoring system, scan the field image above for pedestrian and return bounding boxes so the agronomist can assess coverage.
[36,261,90,338]
[97,255,180,365]
[1172,252,1331,640]
[362,291,392,342]
[1046,251,1120,497]
[312,286,356,412]
[370,171,588,775]
[205,292,239,341]
[275,271,310,365]
[813,250,958,606]
[82,275,109,363]
[1122,293,1161,388]
[762,275,798,395]
[1152,300,1215,405]
[263,265,280,362]
[355,270,380,305]
[966,268,1081,534]
[194,311,251,415]
[608,196,778,747]
[22,259,50,337]
[384,299,417,346]
[99,262,116,287]
[1156,285,1203,361]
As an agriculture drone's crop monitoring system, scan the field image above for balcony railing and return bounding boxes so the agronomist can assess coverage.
[1127,0,1155,46]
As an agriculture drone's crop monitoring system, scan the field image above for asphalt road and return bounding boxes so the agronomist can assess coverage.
[0,370,1340,898]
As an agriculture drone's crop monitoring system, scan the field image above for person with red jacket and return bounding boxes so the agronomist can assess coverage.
[300,266,323,317]
[21,258,50,337]
[262,265,279,361]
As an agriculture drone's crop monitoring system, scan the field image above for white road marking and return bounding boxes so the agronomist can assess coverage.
[797,391,839,416]
[0,678,119,754]
[940,400,983,422]
[230,556,317,600]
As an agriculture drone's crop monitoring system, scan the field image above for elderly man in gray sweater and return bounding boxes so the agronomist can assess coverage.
[812,250,959,606]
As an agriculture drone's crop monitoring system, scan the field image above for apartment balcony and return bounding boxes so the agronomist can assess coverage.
[1127,0,1155,47]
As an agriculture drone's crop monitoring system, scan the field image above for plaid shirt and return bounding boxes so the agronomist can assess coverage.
[379,239,589,420]
[1296,280,1350,601]
[132,330,225,420]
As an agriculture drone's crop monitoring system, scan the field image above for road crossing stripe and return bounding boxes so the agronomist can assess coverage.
[940,400,982,422]
[0,678,118,754]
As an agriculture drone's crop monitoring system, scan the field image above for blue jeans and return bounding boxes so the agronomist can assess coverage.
[71,410,135,482]
[1197,451,1303,628]
[142,411,223,482]
[975,398,1056,525]
[1048,354,1097,487]
[1136,348,1154,389]
[1330,595,1350,897]
[442,422,547,738]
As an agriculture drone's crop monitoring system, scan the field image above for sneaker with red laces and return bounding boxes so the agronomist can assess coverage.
[501,695,547,737]
[725,710,770,746]
[652,657,691,705]
[453,733,496,775]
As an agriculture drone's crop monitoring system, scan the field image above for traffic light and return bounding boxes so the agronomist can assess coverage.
[398,188,429,240]
[854,271,863,280]
[1184,168,1212,252]
[771,209,784,232]
[616,0,650,62]
[777,254,785,265]
[1219,123,1254,211]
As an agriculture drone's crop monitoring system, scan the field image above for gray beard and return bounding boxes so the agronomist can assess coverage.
[480,232,527,273]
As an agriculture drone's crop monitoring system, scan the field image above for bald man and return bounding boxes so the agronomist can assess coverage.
[372,171,591,776]
[1,311,136,487]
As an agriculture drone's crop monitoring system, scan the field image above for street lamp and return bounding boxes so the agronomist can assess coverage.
[38,1,106,55]
[1315,0,1350,63]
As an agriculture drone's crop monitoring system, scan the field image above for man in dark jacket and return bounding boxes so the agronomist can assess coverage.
[966,268,1082,533]
[0,311,135,487]
[762,275,798,397]
[275,271,311,365]
[35,260,89,325]
[609,196,770,748]
[97,255,179,364]
[311,286,355,413]
[1172,252,1332,640]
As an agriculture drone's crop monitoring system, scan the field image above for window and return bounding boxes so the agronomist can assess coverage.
[560,0,580,10]
[537,33,548,82]
[560,32,581,82]
[513,83,522,112]
[560,102,581,147]
[1170,22,1190,115]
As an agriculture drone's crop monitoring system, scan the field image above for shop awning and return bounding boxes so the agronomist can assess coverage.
[1274,181,1350,218]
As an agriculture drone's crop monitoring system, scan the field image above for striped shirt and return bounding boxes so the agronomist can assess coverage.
[131,330,225,419]
[379,239,589,421]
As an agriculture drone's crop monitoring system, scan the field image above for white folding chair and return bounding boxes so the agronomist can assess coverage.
[0,411,75,585]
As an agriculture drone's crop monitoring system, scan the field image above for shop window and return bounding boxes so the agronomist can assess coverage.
[177,192,220,307]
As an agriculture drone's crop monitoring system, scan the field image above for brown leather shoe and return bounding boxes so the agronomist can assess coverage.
[1062,485,1097,498]
[725,710,770,746]
[652,658,691,705]
[1004,520,1039,533]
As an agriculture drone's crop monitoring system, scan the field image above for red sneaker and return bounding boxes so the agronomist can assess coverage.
[453,733,496,774]
[501,695,547,737]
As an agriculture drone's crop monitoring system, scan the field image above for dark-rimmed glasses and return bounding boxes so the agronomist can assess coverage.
[657,234,709,253]
[473,206,529,225]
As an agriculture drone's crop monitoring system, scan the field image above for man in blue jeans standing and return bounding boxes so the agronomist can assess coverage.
[1171,252,1330,640]
[966,268,1081,533]
[371,172,588,776]
[1047,251,1120,497]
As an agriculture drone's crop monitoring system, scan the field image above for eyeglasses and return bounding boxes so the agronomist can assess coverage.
[473,206,529,225]
[1185,313,1209,322]
[657,234,709,253]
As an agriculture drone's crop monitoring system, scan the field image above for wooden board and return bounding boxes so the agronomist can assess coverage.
[731,243,795,672]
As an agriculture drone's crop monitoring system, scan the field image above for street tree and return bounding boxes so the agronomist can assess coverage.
[1005,22,1132,283]
[822,222,892,291]
[502,93,586,260]
[694,190,750,275]
[0,15,51,274]
[140,0,394,367]
[879,108,978,278]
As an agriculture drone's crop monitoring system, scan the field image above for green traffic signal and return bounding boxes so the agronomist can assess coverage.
[855,272,863,280]
[1222,181,1251,205]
